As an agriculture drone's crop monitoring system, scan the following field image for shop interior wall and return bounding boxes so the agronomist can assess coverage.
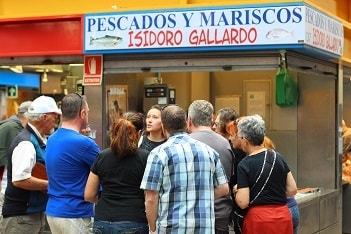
[41,74,62,95]
[105,73,145,112]
[211,70,298,177]
[297,73,336,189]
[190,72,210,101]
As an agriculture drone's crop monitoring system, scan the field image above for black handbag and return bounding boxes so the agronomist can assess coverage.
[233,149,276,234]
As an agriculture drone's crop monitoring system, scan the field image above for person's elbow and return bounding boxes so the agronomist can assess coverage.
[84,172,100,203]
[84,191,98,203]
[144,190,159,207]
[235,188,250,209]
[286,186,297,197]
[286,172,298,197]
[236,198,249,209]
[214,183,229,199]
[84,187,98,203]
[286,181,298,197]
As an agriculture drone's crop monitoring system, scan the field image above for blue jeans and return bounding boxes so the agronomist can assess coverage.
[93,220,149,234]
[289,205,300,234]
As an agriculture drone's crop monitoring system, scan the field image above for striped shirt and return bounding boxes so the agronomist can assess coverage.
[140,132,228,234]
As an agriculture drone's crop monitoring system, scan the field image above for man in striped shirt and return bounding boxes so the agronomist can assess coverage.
[141,105,229,233]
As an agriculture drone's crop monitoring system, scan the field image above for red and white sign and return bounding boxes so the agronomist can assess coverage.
[83,55,103,85]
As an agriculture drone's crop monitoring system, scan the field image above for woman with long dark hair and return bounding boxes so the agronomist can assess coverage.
[139,105,166,151]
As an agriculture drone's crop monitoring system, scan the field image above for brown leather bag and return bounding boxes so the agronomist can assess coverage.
[32,162,48,194]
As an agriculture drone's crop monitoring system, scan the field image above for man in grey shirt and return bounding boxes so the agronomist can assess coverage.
[187,100,234,234]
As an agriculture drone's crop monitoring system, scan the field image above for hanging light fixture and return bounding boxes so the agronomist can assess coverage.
[9,65,23,73]
[42,69,48,82]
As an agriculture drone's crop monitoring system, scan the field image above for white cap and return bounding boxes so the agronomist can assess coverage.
[28,96,62,115]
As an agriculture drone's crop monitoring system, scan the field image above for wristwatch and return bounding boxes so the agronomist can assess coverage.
[149,230,156,234]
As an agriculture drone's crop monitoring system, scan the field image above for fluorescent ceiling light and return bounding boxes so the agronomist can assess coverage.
[9,66,23,73]
[42,70,48,82]
[69,63,84,67]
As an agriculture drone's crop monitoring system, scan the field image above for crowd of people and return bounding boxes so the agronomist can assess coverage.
[0,95,299,234]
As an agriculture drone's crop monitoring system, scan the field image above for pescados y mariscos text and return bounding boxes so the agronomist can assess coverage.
[86,7,304,47]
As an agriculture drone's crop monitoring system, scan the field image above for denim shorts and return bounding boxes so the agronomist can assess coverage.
[93,220,149,234]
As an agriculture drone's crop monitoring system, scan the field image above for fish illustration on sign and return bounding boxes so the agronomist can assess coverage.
[89,35,123,47]
[266,29,294,40]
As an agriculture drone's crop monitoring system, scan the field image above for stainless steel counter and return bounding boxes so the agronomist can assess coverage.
[295,190,320,203]
[296,189,340,234]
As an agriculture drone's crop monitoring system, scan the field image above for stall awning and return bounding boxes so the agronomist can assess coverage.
[103,50,338,79]
[103,51,281,73]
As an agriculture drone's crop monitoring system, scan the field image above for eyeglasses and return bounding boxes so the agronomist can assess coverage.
[212,121,219,127]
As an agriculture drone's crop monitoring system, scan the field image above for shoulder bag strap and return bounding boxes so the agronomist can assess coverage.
[249,149,276,204]
[229,148,236,193]
[230,148,235,178]
[137,135,143,147]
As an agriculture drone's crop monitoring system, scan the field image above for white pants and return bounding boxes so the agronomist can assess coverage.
[46,215,93,234]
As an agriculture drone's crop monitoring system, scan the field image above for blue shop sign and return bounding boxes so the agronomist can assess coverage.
[83,2,343,58]
[0,71,40,88]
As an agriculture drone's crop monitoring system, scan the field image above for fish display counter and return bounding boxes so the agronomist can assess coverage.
[296,188,339,234]
[295,187,320,203]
